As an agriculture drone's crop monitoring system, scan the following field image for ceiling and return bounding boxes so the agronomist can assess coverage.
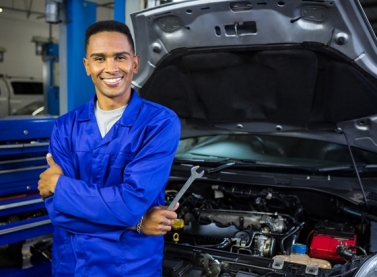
[0,0,377,33]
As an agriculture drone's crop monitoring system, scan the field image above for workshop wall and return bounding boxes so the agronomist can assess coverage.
[0,11,58,80]
[0,2,139,80]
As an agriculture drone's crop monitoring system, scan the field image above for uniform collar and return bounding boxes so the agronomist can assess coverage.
[119,90,142,127]
[77,89,142,127]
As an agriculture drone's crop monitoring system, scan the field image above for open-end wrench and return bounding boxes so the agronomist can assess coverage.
[167,165,204,210]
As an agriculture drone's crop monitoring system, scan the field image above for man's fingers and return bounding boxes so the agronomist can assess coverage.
[172,202,179,211]
[160,204,179,225]
[164,218,172,226]
[162,202,179,211]
[46,153,56,167]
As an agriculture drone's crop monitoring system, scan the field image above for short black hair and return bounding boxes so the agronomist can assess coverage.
[85,20,135,54]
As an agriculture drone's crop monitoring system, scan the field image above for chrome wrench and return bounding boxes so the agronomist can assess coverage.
[167,165,204,210]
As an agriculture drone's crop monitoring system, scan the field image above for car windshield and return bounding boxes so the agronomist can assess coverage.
[11,81,43,95]
[12,101,45,116]
[175,134,377,170]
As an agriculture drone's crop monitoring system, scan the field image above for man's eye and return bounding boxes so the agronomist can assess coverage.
[116,56,127,61]
[94,57,104,61]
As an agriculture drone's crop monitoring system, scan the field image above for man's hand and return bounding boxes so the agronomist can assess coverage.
[38,153,63,199]
[139,203,179,236]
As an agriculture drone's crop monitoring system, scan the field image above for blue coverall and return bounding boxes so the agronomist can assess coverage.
[44,90,181,276]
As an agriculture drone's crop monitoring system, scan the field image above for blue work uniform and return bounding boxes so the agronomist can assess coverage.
[44,90,181,277]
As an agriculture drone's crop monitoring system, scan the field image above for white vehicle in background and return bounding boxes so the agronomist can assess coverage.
[0,74,43,116]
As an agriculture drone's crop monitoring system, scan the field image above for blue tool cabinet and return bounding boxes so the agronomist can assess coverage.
[0,116,56,276]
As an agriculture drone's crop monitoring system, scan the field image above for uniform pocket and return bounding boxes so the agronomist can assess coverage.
[74,235,125,276]
[52,230,76,276]
[104,153,135,186]
[111,152,135,169]
[120,231,164,275]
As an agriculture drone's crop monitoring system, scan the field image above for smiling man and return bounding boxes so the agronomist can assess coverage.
[38,20,181,277]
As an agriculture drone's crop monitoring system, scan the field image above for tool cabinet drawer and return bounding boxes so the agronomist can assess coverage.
[0,116,55,197]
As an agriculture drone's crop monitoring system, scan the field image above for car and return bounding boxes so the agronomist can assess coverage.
[131,0,377,276]
[12,100,45,116]
[0,75,44,116]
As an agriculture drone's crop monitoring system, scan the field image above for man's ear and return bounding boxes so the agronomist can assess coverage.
[83,58,90,76]
[133,55,140,74]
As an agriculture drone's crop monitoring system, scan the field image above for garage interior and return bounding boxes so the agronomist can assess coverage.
[1,0,377,276]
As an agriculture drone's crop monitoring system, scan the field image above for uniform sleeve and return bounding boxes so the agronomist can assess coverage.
[44,121,129,240]
[52,113,181,229]
[45,197,126,240]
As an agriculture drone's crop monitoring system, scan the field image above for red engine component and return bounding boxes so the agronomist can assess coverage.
[309,221,357,262]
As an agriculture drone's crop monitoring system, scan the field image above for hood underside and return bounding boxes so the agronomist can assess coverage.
[140,46,377,125]
[131,0,377,152]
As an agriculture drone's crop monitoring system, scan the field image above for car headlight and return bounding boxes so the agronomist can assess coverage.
[354,254,377,277]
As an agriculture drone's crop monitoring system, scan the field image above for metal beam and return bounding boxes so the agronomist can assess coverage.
[98,1,115,9]
[59,0,96,114]
[114,0,126,22]
[27,0,33,18]
[0,6,44,17]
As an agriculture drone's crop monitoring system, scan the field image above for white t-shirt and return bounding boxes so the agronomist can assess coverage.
[94,101,127,138]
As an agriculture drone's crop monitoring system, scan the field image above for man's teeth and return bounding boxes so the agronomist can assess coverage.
[104,78,121,83]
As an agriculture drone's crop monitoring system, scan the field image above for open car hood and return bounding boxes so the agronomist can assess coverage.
[131,0,377,153]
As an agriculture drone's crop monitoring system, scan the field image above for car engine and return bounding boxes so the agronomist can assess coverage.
[163,180,377,277]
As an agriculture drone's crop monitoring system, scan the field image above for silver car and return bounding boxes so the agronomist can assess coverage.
[132,1,377,276]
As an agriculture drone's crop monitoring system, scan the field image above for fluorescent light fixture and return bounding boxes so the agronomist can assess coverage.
[45,0,63,24]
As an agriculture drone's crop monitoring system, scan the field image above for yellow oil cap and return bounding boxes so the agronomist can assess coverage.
[172,219,185,230]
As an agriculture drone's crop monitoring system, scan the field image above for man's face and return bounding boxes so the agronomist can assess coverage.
[83,31,139,108]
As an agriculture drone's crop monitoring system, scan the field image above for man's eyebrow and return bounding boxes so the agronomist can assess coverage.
[90,53,105,58]
[90,51,131,58]
[114,51,131,56]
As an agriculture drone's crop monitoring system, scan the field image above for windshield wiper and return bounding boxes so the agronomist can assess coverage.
[175,158,377,175]
[175,158,318,174]
[206,161,236,174]
[206,159,271,174]
[174,158,257,173]
[316,164,377,173]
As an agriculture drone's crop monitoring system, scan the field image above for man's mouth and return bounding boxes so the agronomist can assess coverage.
[101,77,123,85]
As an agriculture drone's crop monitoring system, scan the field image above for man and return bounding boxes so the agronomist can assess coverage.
[38,20,181,276]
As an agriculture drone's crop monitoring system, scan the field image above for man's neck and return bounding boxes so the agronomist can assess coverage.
[96,90,132,111]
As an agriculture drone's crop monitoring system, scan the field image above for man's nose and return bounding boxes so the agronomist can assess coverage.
[105,59,118,72]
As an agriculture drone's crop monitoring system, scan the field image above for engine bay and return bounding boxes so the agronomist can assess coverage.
[163,179,377,277]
